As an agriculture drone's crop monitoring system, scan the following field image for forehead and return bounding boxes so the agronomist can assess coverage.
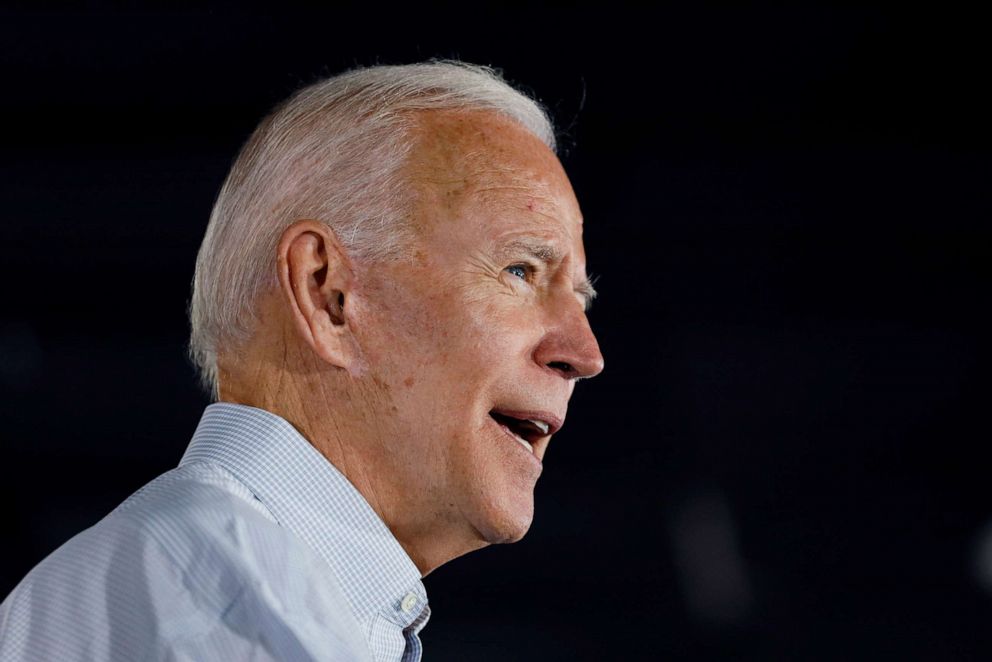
[405,110,584,249]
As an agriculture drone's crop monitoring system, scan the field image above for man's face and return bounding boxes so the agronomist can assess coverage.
[354,110,603,546]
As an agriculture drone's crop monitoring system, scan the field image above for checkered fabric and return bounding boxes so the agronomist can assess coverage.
[0,403,430,661]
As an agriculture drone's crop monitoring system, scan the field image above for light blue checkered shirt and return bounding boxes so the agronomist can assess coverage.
[0,403,430,661]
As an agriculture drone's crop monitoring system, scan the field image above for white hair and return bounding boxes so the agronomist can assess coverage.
[188,61,556,399]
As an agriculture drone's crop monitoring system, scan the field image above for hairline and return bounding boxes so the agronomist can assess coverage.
[188,62,558,399]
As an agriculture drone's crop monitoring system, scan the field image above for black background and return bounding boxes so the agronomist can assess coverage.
[1,4,989,660]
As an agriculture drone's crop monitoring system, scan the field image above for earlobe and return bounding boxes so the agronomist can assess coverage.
[276,220,359,370]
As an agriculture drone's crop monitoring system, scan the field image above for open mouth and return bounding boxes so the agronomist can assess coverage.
[489,410,555,454]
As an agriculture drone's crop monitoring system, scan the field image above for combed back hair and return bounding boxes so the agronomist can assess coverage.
[188,61,556,399]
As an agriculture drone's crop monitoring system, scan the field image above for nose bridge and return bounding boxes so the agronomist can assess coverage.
[534,288,605,380]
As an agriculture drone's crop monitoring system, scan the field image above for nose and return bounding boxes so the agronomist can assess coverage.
[533,300,605,381]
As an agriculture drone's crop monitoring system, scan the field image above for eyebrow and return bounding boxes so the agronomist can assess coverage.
[501,239,599,311]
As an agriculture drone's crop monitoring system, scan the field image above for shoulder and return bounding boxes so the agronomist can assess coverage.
[109,461,283,559]
[0,462,371,661]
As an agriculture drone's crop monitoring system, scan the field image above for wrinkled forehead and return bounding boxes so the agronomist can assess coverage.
[405,109,583,230]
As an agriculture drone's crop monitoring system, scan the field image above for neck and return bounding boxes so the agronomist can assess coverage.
[216,325,487,577]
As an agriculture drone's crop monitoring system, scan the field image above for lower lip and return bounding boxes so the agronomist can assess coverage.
[491,418,543,467]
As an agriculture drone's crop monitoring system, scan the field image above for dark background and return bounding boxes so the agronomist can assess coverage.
[1,4,989,660]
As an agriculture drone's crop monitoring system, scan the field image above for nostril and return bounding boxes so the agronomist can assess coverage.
[547,361,574,376]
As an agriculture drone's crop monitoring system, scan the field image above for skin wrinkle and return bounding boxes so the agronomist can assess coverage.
[276,325,289,400]
[494,236,598,311]
[354,377,391,523]
[216,109,603,577]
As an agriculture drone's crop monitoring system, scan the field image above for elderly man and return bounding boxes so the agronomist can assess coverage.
[0,61,603,661]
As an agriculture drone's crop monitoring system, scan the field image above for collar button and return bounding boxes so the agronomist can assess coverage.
[400,592,418,613]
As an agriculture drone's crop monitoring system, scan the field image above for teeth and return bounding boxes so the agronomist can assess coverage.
[528,419,550,434]
[513,433,534,454]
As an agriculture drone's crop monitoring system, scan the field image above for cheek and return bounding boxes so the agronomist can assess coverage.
[413,291,507,368]
[363,274,537,411]
[358,278,441,364]
[468,299,541,355]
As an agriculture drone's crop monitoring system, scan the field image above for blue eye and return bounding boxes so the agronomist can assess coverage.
[505,264,528,280]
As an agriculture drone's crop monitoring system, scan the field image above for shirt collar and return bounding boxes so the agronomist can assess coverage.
[180,402,429,631]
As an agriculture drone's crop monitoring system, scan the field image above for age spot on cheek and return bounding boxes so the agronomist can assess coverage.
[404,376,416,388]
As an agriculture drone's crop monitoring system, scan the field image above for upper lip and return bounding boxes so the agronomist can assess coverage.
[489,408,564,436]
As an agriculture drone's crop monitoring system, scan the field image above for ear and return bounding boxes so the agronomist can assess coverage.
[276,220,361,370]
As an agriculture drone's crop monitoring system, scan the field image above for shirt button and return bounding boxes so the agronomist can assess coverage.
[400,592,418,613]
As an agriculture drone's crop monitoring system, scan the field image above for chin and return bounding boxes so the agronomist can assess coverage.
[473,498,535,545]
